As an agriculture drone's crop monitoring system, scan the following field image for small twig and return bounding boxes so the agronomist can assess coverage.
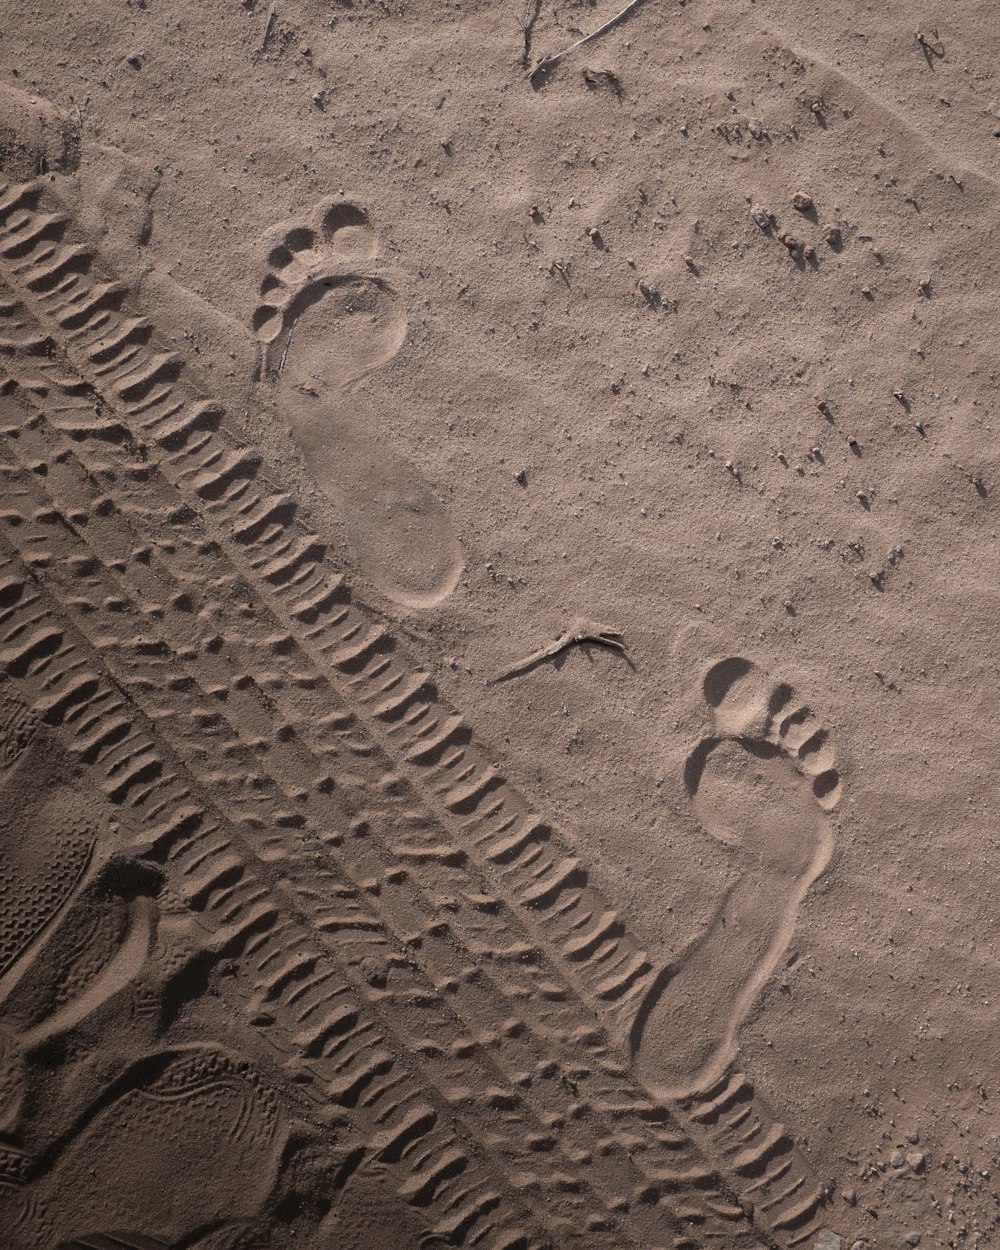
[253,3,276,63]
[529,0,648,84]
[486,620,628,686]
[915,27,945,58]
[277,317,296,373]
[582,67,625,100]
[517,0,543,70]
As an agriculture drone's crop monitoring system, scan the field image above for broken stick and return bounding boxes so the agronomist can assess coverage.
[529,0,648,84]
[486,621,628,686]
[253,4,276,63]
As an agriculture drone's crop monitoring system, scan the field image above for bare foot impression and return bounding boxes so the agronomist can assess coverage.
[252,199,462,608]
[632,656,842,1098]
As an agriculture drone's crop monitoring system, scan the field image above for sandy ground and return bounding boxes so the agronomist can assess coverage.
[0,2,999,1248]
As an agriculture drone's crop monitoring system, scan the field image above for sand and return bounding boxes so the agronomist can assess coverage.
[0,2,998,1248]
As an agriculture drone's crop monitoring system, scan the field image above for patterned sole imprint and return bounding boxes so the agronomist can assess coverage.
[28,1046,284,1248]
[0,163,846,1250]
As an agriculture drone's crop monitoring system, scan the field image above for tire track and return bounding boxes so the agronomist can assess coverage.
[0,173,830,1248]
[0,536,556,1250]
[0,389,726,1250]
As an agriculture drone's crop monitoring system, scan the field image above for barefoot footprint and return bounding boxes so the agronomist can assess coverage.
[632,656,841,1097]
[253,199,461,608]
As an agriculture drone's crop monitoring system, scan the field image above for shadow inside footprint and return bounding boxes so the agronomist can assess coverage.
[253,199,461,607]
[632,657,840,1098]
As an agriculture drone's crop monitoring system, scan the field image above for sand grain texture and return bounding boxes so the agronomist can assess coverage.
[0,2,998,1248]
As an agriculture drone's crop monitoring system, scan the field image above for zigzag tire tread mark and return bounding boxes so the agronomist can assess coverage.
[0,545,560,1250]
[0,173,830,1248]
[0,366,775,1246]
[0,403,742,1250]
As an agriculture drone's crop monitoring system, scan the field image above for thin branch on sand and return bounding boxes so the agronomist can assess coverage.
[529,0,649,85]
[486,621,629,686]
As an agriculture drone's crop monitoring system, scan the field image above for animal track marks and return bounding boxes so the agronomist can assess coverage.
[253,198,461,608]
[633,656,841,1098]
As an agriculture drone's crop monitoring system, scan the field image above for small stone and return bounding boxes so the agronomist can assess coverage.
[891,1150,905,1167]
[906,1132,920,1144]
[750,204,772,230]
[907,1151,927,1173]
[850,1242,867,1250]
[738,1195,754,1217]
[823,223,843,246]
[842,1188,857,1206]
[905,1235,921,1247]
[813,1233,843,1250]
[513,468,527,486]
[748,116,765,139]
[792,191,814,212]
[861,285,873,298]
[781,236,803,261]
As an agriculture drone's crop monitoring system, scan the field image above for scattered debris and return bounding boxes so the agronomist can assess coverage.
[277,317,296,373]
[750,204,773,231]
[779,232,803,261]
[915,28,945,61]
[517,0,543,69]
[638,279,661,309]
[528,0,649,84]
[582,67,625,99]
[253,3,276,63]
[486,621,629,686]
